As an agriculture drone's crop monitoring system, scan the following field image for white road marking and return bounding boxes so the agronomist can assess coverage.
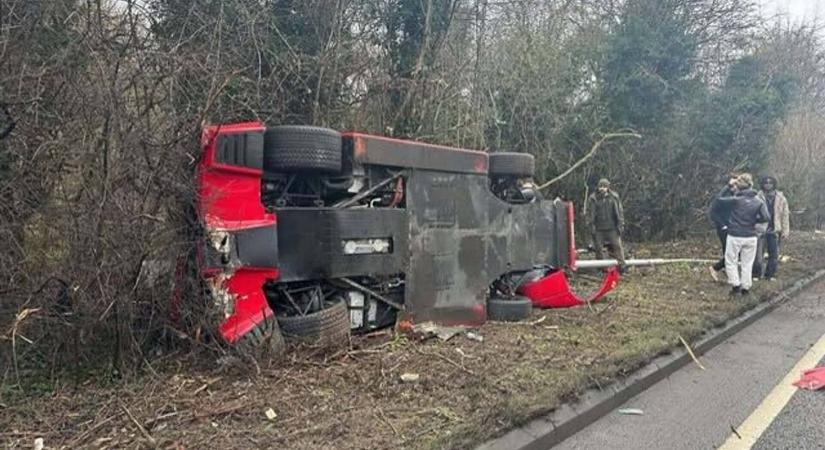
[718,331,825,449]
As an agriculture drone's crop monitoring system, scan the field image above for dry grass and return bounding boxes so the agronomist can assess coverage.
[3,232,825,450]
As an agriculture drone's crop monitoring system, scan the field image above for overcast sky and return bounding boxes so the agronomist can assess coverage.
[759,0,823,22]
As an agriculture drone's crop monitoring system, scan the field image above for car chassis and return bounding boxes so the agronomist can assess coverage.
[197,122,618,346]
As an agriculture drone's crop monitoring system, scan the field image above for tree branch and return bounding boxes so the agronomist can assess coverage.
[536,131,641,191]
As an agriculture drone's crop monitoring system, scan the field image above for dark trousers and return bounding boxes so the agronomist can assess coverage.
[713,226,727,272]
[753,233,780,278]
[594,229,626,267]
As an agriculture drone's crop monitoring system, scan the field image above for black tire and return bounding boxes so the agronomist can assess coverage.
[488,296,532,322]
[489,152,535,177]
[276,300,351,347]
[237,316,286,356]
[263,125,342,173]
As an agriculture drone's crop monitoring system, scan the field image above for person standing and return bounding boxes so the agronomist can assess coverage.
[708,175,738,281]
[715,174,770,296]
[754,176,790,280]
[587,178,627,273]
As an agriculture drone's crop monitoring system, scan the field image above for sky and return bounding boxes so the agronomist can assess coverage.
[759,0,824,22]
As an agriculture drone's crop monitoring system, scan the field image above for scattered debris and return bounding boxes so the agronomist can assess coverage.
[400,373,420,383]
[411,322,464,341]
[466,332,484,343]
[793,367,825,390]
[730,425,742,439]
[678,335,706,371]
[617,408,644,416]
[34,438,44,450]
[265,408,278,421]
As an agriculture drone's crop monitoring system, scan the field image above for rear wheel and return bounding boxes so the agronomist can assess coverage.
[488,152,535,178]
[488,296,532,322]
[263,125,342,173]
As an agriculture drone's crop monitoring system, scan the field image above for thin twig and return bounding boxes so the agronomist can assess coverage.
[678,335,706,370]
[120,403,157,447]
[416,348,476,376]
[376,406,400,436]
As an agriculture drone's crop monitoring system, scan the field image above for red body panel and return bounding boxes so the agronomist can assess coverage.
[199,122,275,229]
[518,267,620,308]
[215,267,278,343]
[198,122,278,343]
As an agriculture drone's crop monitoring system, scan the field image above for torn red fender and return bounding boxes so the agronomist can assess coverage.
[517,267,621,308]
[793,367,825,391]
[213,267,278,343]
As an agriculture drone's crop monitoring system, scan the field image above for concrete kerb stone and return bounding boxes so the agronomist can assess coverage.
[477,269,825,450]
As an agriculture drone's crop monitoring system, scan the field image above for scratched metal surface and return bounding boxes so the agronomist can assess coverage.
[403,169,565,325]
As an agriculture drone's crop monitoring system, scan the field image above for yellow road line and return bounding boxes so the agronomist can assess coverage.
[718,331,825,450]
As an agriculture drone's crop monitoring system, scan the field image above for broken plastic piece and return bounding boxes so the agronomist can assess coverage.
[400,373,420,383]
[793,367,825,390]
[518,268,620,309]
[410,322,464,341]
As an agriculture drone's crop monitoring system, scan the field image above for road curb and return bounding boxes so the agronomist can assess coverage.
[476,269,825,450]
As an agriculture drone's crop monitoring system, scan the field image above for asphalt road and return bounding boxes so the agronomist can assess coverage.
[554,279,825,450]
[750,354,825,450]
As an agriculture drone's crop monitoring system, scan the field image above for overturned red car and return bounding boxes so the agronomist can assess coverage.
[197,122,618,349]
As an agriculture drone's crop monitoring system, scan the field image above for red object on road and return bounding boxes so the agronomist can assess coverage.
[793,367,825,391]
[518,267,620,308]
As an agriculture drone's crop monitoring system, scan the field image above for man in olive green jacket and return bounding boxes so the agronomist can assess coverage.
[587,178,626,272]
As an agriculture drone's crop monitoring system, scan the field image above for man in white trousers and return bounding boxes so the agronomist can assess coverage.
[713,173,770,296]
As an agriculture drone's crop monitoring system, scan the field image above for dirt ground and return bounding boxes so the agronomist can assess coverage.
[4,232,825,450]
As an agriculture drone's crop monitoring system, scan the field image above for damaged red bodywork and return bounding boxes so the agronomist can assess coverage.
[519,267,620,308]
[198,122,278,343]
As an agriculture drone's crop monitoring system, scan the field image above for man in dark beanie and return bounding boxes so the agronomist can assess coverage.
[753,176,790,280]
[587,178,626,273]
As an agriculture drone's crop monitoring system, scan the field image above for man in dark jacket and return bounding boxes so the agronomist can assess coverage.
[708,175,738,281]
[714,174,770,296]
[587,178,626,272]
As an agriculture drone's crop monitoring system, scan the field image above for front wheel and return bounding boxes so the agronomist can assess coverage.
[236,316,287,356]
[487,295,532,322]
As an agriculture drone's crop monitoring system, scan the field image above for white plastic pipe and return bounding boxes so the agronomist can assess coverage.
[575,258,716,269]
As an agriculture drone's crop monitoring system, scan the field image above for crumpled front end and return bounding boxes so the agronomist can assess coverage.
[197,122,279,343]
